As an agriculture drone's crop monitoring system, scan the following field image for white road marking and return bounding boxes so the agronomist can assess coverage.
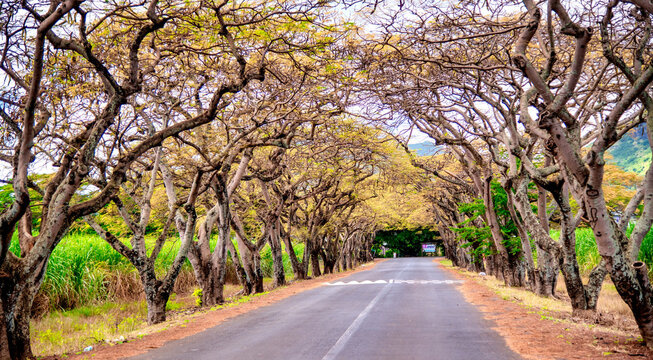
[321,280,393,360]
[323,279,463,286]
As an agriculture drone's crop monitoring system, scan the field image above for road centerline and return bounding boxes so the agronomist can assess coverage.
[321,281,392,360]
[322,262,410,360]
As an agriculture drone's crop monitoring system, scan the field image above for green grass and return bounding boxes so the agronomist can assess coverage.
[12,230,305,313]
[440,259,453,267]
[259,242,305,278]
[32,297,149,356]
[31,233,138,311]
[32,283,266,357]
[550,225,653,274]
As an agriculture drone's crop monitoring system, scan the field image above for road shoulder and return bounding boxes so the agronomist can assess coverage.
[436,259,653,359]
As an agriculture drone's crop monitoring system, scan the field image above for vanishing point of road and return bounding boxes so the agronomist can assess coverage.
[129,258,521,360]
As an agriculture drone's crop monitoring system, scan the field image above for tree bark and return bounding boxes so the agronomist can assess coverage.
[310,249,322,277]
[268,226,286,287]
[227,239,250,293]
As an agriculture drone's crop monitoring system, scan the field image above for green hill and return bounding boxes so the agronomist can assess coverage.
[408,141,441,156]
[407,131,651,175]
[608,124,651,176]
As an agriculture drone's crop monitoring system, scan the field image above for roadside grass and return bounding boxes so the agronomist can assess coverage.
[555,280,633,318]
[444,263,638,339]
[33,299,149,356]
[32,284,240,357]
[441,259,638,338]
[439,259,452,267]
[32,257,357,358]
[550,226,653,276]
[477,272,569,314]
[597,287,633,317]
[440,254,633,321]
[24,232,198,314]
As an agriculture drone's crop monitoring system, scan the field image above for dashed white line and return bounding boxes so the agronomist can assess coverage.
[323,279,464,286]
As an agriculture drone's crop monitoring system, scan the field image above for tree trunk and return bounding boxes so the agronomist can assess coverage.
[505,186,537,290]
[0,271,39,360]
[584,162,653,346]
[512,178,559,295]
[239,248,256,295]
[282,232,306,280]
[227,239,250,293]
[484,252,497,277]
[252,251,265,293]
[469,241,485,273]
[533,252,557,297]
[320,252,329,274]
[203,268,223,307]
[233,222,263,294]
[0,298,9,360]
[505,253,525,287]
[268,232,285,287]
[145,291,169,324]
[481,175,523,287]
[310,249,321,277]
[552,176,606,313]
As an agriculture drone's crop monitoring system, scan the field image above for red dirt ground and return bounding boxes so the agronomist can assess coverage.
[438,260,653,359]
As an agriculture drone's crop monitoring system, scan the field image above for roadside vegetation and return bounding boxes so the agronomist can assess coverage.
[550,228,653,275]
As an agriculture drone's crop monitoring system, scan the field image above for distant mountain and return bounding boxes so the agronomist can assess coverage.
[407,130,652,175]
[408,141,442,156]
[608,123,651,176]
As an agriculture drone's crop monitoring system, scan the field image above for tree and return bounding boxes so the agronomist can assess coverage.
[512,0,653,344]
[85,149,201,324]
[0,0,272,355]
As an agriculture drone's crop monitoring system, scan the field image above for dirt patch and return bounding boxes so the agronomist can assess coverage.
[437,260,653,359]
[60,261,384,360]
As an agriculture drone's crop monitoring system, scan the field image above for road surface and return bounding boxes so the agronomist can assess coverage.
[129,258,520,360]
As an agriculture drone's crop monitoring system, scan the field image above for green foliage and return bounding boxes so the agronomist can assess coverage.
[0,174,50,232]
[488,181,525,255]
[452,181,524,262]
[0,184,14,213]
[21,225,307,313]
[258,243,304,278]
[453,198,492,265]
[165,294,182,312]
[15,232,192,312]
[373,228,439,257]
[192,288,203,307]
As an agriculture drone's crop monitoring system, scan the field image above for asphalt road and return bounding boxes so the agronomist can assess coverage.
[129,258,521,360]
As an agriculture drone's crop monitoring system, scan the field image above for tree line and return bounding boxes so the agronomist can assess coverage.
[358,0,653,350]
[0,1,401,358]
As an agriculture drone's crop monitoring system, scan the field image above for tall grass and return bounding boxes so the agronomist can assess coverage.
[23,232,193,313]
[12,231,304,315]
[259,243,305,278]
[550,225,653,274]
